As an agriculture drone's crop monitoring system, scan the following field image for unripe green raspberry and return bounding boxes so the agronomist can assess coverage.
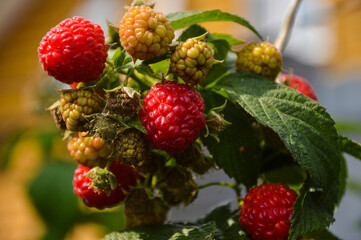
[67,132,111,167]
[60,88,105,131]
[115,129,150,166]
[119,5,175,60]
[236,41,282,81]
[125,189,153,216]
[105,87,140,118]
[163,166,192,189]
[125,189,169,227]
[173,144,201,168]
[136,152,166,174]
[170,37,215,86]
[161,178,198,206]
[192,156,214,175]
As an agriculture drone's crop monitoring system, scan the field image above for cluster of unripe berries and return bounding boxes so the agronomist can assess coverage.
[38,2,305,238]
[38,3,217,226]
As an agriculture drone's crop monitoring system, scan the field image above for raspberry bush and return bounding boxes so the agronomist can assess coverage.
[38,1,361,239]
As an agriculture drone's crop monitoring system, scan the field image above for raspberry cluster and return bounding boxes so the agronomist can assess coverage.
[119,5,175,60]
[236,41,282,81]
[40,2,215,226]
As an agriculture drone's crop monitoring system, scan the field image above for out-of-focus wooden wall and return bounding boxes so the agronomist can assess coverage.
[330,0,361,71]
[0,0,85,139]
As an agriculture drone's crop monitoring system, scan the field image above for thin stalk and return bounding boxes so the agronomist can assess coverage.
[274,0,303,84]
[198,181,241,198]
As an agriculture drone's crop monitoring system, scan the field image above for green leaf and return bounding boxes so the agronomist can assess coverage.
[103,222,216,240]
[337,154,348,204]
[201,52,236,88]
[215,72,341,187]
[150,59,171,76]
[263,164,305,186]
[303,229,341,240]
[211,33,244,46]
[208,39,230,60]
[167,10,263,40]
[135,63,162,80]
[197,203,250,240]
[338,135,361,160]
[214,73,341,237]
[126,118,148,134]
[178,25,208,41]
[112,48,132,70]
[198,203,233,230]
[28,161,80,240]
[290,177,338,240]
[201,90,262,188]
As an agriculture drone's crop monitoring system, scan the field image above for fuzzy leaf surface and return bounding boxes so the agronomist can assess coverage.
[167,10,262,40]
[214,73,341,237]
[102,222,216,240]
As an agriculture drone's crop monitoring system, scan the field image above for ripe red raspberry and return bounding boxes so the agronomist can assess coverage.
[73,161,137,209]
[170,37,215,86]
[119,5,175,60]
[239,183,298,240]
[67,132,111,168]
[236,41,282,81]
[282,74,318,101]
[38,16,107,84]
[138,81,205,154]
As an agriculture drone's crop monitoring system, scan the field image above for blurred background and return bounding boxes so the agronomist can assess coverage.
[0,0,361,239]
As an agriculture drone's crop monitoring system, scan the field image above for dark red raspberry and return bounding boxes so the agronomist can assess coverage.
[73,161,137,209]
[138,81,205,154]
[239,183,298,240]
[38,16,107,84]
[282,74,318,101]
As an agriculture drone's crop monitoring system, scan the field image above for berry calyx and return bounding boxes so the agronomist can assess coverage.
[236,41,282,81]
[119,5,175,60]
[72,161,137,209]
[138,81,205,154]
[38,16,107,84]
[60,88,105,131]
[67,132,112,168]
[170,35,216,86]
[105,87,140,118]
[282,74,318,101]
[114,128,150,166]
[239,183,298,240]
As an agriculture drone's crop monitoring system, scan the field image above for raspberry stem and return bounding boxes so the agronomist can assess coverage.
[198,181,241,198]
